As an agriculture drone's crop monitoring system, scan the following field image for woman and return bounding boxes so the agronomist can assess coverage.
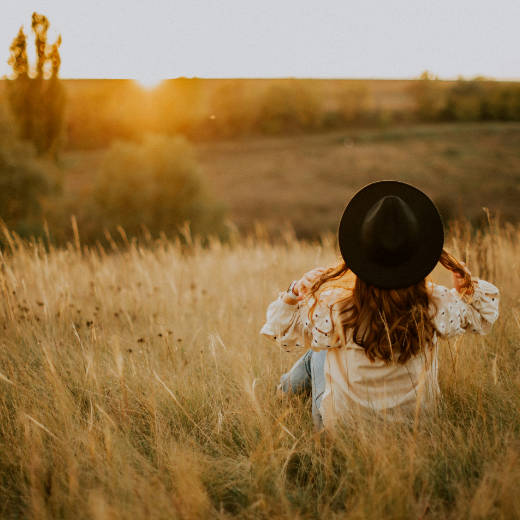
[260,181,500,430]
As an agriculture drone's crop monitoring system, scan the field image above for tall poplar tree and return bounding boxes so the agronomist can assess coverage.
[7,12,65,159]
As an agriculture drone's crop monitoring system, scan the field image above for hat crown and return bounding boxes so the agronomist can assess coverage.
[338,180,444,289]
[361,195,419,267]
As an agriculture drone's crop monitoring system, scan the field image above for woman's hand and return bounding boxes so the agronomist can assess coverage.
[293,267,327,298]
[282,267,327,304]
[453,262,471,293]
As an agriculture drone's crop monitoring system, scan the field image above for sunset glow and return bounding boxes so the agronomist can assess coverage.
[135,75,164,90]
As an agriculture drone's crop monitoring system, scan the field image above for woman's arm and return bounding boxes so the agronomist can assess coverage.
[431,278,500,338]
[260,268,347,352]
[260,267,325,351]
[259,292,308,351]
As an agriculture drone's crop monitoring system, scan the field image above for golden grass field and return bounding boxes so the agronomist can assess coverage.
[0,221,519,519]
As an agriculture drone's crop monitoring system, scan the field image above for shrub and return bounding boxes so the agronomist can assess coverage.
[441,79,484,121]
[92,134,226,240]
[409,71,445,121]
[410,73,520,123]
[0,122,57,238]
[256,82,320,134]
[486,83,520,120]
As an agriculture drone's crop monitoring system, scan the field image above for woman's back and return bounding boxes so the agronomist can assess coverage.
[261,276,500,427]
[261,181,500,429]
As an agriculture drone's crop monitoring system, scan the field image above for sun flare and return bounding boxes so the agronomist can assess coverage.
[135,75,164,90]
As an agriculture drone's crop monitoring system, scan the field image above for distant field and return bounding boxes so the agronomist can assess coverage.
[63,122,520,238]
[0,77,418,112]
[0,77,487,149]
[60,77,419,111]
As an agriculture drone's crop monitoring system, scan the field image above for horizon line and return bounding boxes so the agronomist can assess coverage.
[1,75,519,82]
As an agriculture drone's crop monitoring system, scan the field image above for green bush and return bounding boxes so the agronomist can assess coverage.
[410,73,520,123]
[0,122,57,238]
[485,83,520,120]
[92,134,226,240]
[441,80,484,121]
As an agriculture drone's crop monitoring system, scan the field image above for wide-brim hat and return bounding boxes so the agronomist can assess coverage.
[338,181,444,289]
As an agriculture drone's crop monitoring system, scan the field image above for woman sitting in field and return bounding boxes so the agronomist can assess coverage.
[260,181,500,430]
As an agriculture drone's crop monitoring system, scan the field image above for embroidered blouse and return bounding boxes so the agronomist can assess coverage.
[260,277,500,427]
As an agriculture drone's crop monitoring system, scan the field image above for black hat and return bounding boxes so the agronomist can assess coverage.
[338,181,444,289]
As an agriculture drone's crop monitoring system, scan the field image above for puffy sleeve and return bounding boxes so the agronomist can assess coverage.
[430,279,500,339]
[260,287,347,352]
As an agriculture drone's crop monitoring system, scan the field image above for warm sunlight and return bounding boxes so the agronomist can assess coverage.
[0,1,518,518]
[135,75,164,90]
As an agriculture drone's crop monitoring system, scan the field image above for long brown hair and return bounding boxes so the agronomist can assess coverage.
[306,249,473,364]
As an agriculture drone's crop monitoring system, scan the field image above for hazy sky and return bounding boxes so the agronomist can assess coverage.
[1,0,518,81]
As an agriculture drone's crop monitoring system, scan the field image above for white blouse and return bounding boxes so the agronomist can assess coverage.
[260,278,500,427]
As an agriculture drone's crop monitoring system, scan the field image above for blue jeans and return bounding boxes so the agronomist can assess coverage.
[279,349,327,430]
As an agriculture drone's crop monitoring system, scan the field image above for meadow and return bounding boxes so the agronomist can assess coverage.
[3,76,520,245]
[63,121,520,239]
[0,221,519,519]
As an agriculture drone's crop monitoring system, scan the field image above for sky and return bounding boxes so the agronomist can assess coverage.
[1,0,519,81]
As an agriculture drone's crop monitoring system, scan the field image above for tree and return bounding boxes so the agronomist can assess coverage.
[6,12,65,159]
[409,71,444,121]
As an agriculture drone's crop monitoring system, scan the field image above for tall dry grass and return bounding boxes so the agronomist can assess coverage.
[0,222,519,519]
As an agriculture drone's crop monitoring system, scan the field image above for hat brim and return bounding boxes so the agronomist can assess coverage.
[338,181,444,289]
